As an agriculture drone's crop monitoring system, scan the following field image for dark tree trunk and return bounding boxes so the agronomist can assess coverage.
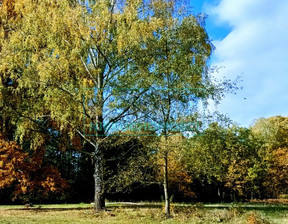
[93,80,105,211]
[93,141,105,210]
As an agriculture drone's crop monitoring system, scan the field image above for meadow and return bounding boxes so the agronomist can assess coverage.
[0,202,288,224]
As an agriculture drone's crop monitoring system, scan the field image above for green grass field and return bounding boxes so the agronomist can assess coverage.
[0,202,288,223]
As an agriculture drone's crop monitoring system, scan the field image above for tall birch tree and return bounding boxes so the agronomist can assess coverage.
[0,0,165,210]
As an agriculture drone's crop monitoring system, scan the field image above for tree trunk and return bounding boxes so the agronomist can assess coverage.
[93,142,105,211]
[163,154,170,218]
[93,81,105,211]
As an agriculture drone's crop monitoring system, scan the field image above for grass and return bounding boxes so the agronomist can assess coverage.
[0,202,288,223]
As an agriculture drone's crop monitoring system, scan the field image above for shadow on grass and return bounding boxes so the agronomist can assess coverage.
[5,202,288,212]
[6,207,92,212]
[108,202,162,209]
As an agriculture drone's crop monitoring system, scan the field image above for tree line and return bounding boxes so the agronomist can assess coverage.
[2,116,288,204]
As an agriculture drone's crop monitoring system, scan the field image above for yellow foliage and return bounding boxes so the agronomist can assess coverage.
[21,186,27,194]
[83,78,94,87]
[156,135,195,198]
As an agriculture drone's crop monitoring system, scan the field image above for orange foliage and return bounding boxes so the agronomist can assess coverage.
[156,137,195,198]
[0,134,68,200]
[264,148,288,198]
[166,150,195,198]
[0,0,17,20]
[71,135,82,150]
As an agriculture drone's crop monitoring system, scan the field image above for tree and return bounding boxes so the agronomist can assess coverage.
[187,123,265,201]
[155,135,195,202]
[263,148,288,198]
[186,123,229,200]
[130,1,228,215]
[223,126,259,199]
[0,0,20,141]
[103,129,157,199]
[0,0,166,210]
[251,116,288,151]
[251,116,288,198]
[0,134,68,201]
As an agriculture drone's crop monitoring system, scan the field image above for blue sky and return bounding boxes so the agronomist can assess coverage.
[190,0,288,127]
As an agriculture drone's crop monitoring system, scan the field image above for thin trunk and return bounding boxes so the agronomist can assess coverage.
[163,154,170,218]
[93,141,105,210]
[251,192,254,200]
[162,98,171,218]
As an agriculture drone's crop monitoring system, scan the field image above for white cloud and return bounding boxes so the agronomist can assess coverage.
[206,0,288,127]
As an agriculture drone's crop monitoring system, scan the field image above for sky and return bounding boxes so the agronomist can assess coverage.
[189,0,288,127]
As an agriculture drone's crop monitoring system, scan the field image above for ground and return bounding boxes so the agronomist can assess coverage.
[0,202,288,223]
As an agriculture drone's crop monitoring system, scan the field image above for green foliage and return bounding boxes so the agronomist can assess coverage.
[186,123,267,200]
[252,116,288,150]
[103,131,157,194]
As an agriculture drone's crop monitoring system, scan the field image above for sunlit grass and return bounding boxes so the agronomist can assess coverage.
[0,202,288,223]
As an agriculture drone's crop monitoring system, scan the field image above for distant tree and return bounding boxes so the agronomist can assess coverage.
[186,123,229,199]
[187,123,265,201]
[251,116,288,150]
[155,135,195,201]
[251,116,288,198]
[224,126,264,199]
[263,148,288,198]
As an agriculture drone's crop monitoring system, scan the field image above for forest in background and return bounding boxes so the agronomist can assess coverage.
[1,115,288,204]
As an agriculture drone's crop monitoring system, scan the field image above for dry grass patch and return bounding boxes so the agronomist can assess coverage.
[0,203,288,224]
